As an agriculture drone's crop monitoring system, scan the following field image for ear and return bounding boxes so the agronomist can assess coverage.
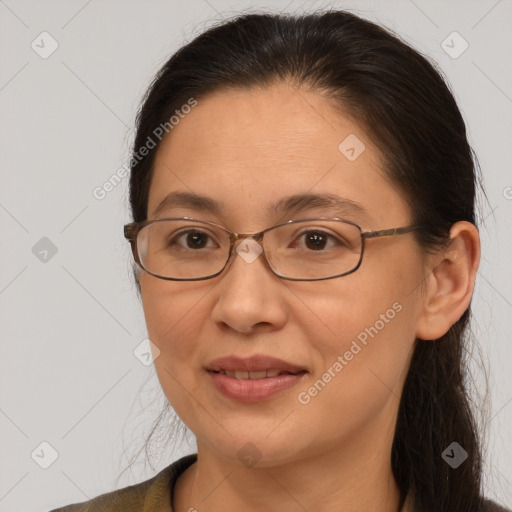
[415,221,480,341]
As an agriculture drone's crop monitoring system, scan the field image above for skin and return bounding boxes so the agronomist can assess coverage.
[138,82,480,512]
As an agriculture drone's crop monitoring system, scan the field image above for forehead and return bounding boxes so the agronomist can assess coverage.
[148,82,410,228]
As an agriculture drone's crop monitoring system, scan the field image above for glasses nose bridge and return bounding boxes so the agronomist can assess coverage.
[229,229,266,246]
[227,230,268,268]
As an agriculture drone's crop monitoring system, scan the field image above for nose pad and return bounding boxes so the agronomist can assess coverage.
[234,236,264,265]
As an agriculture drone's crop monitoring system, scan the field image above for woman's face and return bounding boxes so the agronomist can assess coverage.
[140,82,427,466]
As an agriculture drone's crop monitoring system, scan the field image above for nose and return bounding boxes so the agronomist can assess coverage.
[210,237,288,334]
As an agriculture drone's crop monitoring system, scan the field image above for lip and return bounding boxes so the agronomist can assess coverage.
[207,371,308,403]
[206,354,307,374]
[205,354,308,403]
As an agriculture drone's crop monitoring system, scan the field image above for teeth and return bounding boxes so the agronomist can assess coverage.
[220,369,292,379]
[244,370,266,379]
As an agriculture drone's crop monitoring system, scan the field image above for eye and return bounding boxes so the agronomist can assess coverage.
[168,229,219,250]
[291,229,347,251]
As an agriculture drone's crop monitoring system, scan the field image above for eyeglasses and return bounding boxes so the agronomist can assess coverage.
[124,217,425,281]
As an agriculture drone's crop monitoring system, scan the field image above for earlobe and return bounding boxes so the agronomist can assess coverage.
[415,221,480,341]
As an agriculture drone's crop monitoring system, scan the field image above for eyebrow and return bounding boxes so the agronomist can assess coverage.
[151,190,371,222]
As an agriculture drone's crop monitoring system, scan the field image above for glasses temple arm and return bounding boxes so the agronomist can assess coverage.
[362,225,425,239]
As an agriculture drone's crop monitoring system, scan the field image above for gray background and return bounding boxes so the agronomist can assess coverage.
[0,0,511,510]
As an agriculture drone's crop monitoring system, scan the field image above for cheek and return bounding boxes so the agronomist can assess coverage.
[301,262,415,351]
[140,279,208,373]
[292,290,416,445]
[298,253,420,402]
[140,280,212,421]
[304,286,414,392]
[141,277,200,340]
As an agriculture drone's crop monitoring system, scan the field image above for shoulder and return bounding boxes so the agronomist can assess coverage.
[48,454,198,512]
[482,498,512,512]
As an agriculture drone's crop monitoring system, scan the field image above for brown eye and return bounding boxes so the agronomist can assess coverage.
[168,229,219,250]
[291,229,346,251]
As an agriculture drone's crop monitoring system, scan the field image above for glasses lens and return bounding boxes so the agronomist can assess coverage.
[265,220,362,279]
[137,220,230,279]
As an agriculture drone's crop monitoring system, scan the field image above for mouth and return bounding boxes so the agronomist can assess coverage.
[209,369,307,380]
[205,354,308,402]
[206,354,307,374]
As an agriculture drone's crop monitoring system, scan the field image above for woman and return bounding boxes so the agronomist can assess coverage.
[50,9,510,512]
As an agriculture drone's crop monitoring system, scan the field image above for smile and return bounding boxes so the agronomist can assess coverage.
[212,369,303,379]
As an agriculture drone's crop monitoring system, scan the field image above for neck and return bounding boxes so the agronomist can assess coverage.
[173,424,402,512]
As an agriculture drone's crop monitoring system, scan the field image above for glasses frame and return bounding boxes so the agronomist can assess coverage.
[124,216,425,282]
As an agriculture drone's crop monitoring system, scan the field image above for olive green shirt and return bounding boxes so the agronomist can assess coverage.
[48,453,508,512]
